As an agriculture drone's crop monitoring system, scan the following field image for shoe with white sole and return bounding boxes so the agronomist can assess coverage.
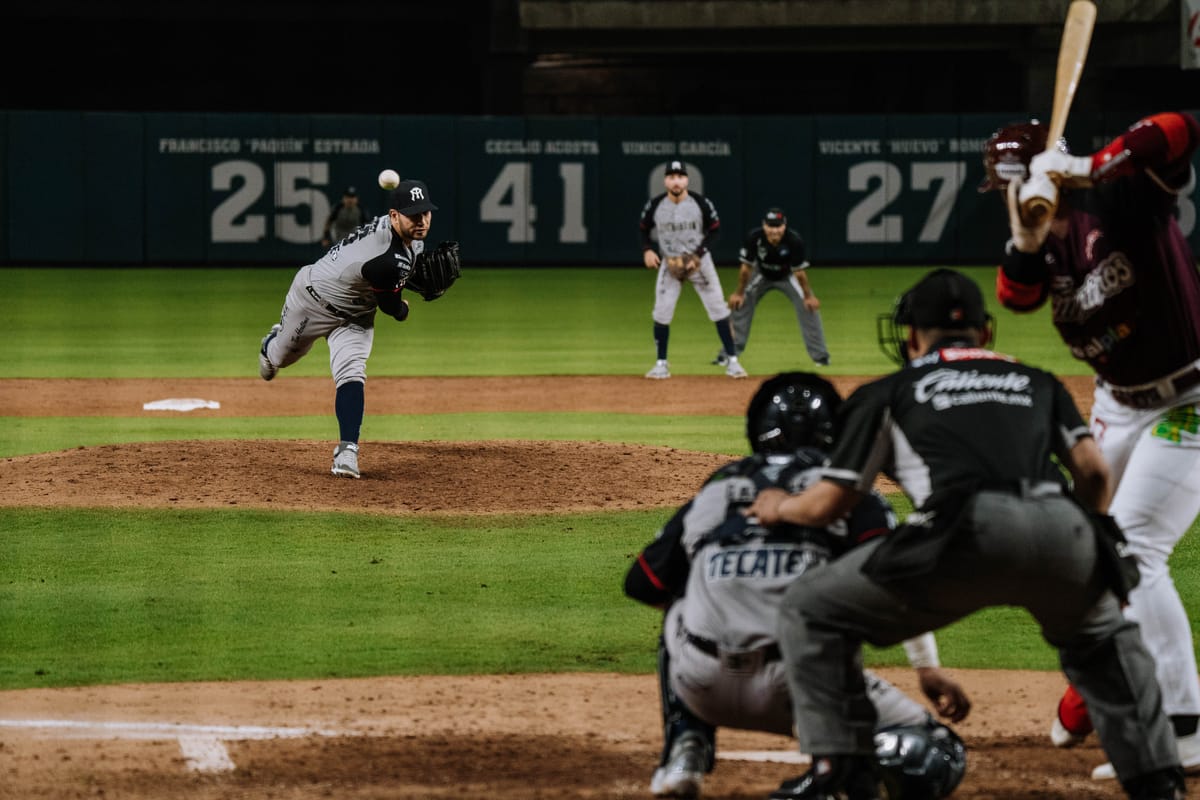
[645,360,671,379]
[725,356,748,379]
[259,323,282,381]
[1091,732,1200,780]
[650,732,706,798]
[711,351,728,367]
[1051,716,1088,748]
[331,441,360,479]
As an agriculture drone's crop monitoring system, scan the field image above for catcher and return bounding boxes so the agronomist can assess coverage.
[257,177,461,479]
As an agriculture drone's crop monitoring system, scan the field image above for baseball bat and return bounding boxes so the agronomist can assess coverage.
[1021,0,1097,224]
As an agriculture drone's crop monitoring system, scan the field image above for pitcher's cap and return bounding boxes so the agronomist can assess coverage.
[389,180,437,214]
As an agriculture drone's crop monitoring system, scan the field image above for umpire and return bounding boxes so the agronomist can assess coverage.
[747,268,1184,800]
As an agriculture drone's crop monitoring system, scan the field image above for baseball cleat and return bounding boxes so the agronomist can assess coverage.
[259,323,282,381]
[1091,733,1200,780]
[650,733,706,798]
[725,357,748,379]
[1050,716,1088,748]
[815,357,831,367]
[645,360,671,379]
[331,441,360,478]
[711,351,728,367]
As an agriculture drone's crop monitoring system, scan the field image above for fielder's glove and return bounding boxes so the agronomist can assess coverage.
[666,252,701,280]
[405,241,461,301]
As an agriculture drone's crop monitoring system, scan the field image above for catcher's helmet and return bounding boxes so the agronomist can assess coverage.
[746,372,841,454]
[874,721,967,800]
[979,120,1053,192]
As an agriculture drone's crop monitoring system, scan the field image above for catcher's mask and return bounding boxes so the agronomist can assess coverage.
[979,119,1072,192]
[874,721,967,800]
[746,372,841,454]
[876,269,995,366]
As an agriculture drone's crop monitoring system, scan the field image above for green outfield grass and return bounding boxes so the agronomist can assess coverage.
[1,264,1185,692]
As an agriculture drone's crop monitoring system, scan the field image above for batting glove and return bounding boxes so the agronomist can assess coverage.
[1008,178,1053,253]
[1030,149,1094,187]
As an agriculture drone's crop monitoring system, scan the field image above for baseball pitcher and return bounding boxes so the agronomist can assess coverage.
[257,178,460,478]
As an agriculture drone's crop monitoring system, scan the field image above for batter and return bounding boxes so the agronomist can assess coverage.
[986,110,1200,780]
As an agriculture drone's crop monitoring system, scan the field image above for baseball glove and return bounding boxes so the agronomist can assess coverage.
[406,241,461,301]
[666,252,701,280]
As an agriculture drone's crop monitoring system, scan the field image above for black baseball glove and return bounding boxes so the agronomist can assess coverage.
[405,241,461,302]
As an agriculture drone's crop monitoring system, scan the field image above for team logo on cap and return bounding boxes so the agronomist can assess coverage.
[409,186,425,201]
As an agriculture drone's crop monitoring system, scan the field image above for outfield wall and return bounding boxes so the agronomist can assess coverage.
[2,110,1197,266]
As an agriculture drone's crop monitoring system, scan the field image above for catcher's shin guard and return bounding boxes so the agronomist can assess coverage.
[656,633,715,771]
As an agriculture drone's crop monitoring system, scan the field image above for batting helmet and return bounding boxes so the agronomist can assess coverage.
[874,721,967,800]
[746,372,841,454]
[979,120,1052,192]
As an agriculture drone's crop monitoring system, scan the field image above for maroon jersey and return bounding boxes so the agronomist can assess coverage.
[997,112,1200,387]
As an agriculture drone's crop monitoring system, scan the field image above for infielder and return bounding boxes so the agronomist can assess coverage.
[714,208,830,369]
[625,372,969,800]
[985,110,1200,781]
[639,160,745,380]
[749,269,1183,800]
[258,178,459,479]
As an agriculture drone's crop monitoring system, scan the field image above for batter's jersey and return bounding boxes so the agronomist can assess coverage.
[625,449,894,652]
[639,192,720,258]
[739,227,808,280]
[997,114,1200,387]
[824,342,1092,509]
[306,216,425,317]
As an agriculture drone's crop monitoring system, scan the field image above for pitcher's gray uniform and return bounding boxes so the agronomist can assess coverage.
[656,455,939,737]
[264,217,422,386]
[259,179,438,479]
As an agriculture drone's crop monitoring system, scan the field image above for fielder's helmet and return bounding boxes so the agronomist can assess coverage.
[746,372,841,454]
[979,120,1051,192]
[874,721,967,800]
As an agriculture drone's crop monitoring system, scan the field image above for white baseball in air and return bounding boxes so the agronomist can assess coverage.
[378,169,400,190]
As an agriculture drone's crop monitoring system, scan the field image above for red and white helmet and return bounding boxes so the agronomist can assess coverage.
[979,120,1058,192]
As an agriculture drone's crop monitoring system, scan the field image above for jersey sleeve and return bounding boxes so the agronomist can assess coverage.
[1049,374,1092,456]
[1092,111,1200,189]
[845,490,896,545]
[638,196,661,252]
[694,193,721,256]
[624,501,692,607]
[787,230,809,269]
[823,380,895,492]
[738,229,758,266]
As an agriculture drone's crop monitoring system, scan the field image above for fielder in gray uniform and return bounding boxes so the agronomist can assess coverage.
[625,372,969,800]
[748,269,1184,800]
[257,179,438,479]
[639,160,745,380]
[714,208,830,368]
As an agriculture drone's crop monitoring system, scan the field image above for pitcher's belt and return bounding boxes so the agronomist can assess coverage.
[305,285,353,320]
[1104,358,1200,409]
[682,627,781,664]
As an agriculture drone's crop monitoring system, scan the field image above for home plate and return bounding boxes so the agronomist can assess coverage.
[717,750,810,764]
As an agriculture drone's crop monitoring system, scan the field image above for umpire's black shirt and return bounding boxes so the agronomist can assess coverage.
[821,340,1092,509]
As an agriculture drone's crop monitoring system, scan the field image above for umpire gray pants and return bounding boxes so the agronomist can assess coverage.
[730,272,829,363]
[777,489,1179,784]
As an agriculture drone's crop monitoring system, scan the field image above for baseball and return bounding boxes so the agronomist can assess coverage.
[378,169,400,190]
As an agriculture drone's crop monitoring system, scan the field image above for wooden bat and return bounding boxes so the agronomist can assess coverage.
[1021,0,1097,224]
